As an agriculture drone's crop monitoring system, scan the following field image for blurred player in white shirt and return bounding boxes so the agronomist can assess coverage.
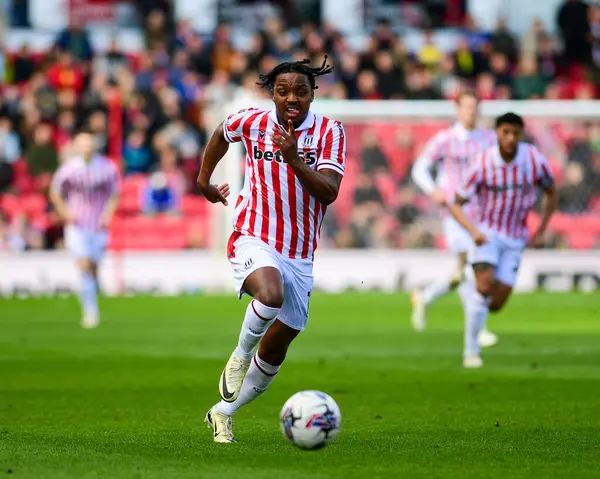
[411,92,498,347]
[50,129,120,328]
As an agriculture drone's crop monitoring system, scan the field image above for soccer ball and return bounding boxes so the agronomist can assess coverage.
[280,390,341,450]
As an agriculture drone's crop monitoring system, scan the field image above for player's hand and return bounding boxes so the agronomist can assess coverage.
[430,190,447,206]
[529,230,545,249]
[272,120,299,164]
[472,230,488,246]
[63,210,77,225]
[199,183,230,206]
[99,213,111,229]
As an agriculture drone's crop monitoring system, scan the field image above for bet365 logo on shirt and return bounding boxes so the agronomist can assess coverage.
[253,145,317,165]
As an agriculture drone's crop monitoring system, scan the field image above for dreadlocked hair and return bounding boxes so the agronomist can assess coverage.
[257,56,334,91]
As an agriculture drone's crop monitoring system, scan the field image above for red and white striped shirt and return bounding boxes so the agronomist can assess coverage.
[412,123,496,214]
[51,154,121,231]
[224,108,346,260]
[458,143,554,240]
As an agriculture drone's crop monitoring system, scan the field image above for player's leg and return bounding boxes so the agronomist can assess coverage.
[411,218,471,331]
[487,243,522,313]
[461,234,499,368]
[462,262,496,368]
[65,226,100,328]
[220,265,283,403]
[207,256,311,443]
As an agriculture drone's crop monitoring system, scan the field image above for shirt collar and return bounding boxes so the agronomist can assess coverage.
[268,109,315,131]
[493,142,522,166]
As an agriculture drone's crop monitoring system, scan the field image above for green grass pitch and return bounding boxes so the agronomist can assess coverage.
[1,292,600,478]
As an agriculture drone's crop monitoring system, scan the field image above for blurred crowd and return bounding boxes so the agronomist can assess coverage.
[1,0,600,252]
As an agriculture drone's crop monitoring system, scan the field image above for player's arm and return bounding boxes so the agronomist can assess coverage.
[100,168,121,228]
[448,195,480,238]
[411,133,445,205]
[531,151,558,247]
[448,158,487,245]
[196,123,231,205]
[49,167,74,223]
[273,120,344,205]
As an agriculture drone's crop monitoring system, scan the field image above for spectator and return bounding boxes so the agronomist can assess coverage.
[47,51,85,95]
[54,21,94,62]
[521,18,548,59]
[25,123,59,177]
[488,52,512,88]
[93,39,128,81]
[557,0,591,64]
[123,129,153,175]
[141,171,179,215]
[373,50,405,99]
[418,30,443,70]
[558,162,593,212]
[356,70,382,100]
[360,129,388,174]
[513,58,547,99]
[491,18,518,63]
[0,117,21,164]
[453,37,478,79]
[12,44,35,85]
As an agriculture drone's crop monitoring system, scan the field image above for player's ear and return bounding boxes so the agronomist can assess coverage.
[310,89,315,102]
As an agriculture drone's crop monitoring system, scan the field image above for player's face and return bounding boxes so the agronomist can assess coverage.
[496,123,522,157]
[74,133,97,159]
[456,96,479,130]
[272,73,314,126]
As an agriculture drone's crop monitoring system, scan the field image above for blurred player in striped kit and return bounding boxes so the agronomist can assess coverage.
[411,91,498,348]
[50,129,120,328]
[450,113,557,367]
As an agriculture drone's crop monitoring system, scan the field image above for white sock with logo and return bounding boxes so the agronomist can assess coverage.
[216,354,280,416]
[234,300,279,360]
[459,281,490,357]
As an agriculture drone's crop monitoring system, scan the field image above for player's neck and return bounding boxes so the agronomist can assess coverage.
[82,154,94,163]
[458,121,475,132]
[499,149,516,163]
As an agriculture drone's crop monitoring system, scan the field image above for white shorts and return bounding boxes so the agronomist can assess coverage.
[65,225,108,263]
[228,234,313,331]
[469,229,526,287]
[443,216,473,253]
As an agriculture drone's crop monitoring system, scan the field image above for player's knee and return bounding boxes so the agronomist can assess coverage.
[77,258,93,274]
[488,300,505,313]
[476,280,494,298]
[254,287,284,309]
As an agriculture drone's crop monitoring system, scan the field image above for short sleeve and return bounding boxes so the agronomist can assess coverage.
[531,146,554,190]
[222,108,259,144]
[316,121,346,176]
[457,151,484,201]
[418,131,446,165]
[50,164,68,194]
[109,163,122,195]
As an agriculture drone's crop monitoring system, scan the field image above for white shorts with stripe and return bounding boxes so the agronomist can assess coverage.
[65,225,108,263]
[228,233,313,331]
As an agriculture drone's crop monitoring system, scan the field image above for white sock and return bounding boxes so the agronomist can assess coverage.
[233,300,280,360]
[421,276,453,305]
[460,281,489,357]
[80,272,98,316]
[216,354,280,416]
